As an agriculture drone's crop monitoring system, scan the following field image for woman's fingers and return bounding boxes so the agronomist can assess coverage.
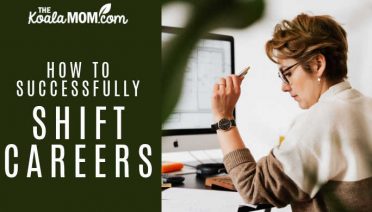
[218,77,226,85]
[231,75,242,94]
[218,77,226,91]
[216,76,242,95]
[212,75,242,120]
[213,83,219,92]
[225,76,233,94]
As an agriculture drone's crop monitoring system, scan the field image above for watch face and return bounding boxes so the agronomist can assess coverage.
[218,118,231,131]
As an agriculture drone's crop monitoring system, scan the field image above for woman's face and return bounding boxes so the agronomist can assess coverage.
[278,58,322,109]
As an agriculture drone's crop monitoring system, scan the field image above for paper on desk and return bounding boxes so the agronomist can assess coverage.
[162,188,256,212]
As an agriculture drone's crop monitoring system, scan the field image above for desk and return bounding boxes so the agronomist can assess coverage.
[164,172,272,212]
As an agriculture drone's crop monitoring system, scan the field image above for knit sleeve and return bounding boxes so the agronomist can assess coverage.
[223,148,311,207]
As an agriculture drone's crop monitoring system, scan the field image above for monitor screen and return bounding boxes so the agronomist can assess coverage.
[162,27,235,134]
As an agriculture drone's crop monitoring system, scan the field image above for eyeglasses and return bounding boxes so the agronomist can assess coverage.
[278,62,300,84]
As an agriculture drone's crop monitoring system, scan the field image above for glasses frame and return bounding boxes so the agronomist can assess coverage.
[278,62,300,84]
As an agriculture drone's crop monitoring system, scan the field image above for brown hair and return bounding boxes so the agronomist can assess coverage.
[265,13,348,83]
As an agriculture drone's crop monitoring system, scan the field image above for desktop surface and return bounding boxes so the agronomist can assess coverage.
[162,171,273,212]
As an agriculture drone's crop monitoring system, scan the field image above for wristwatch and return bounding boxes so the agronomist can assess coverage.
[211,118,236,131]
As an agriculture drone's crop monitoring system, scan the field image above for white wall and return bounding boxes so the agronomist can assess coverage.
[162,1,372,211]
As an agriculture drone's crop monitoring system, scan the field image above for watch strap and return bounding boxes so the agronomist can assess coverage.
[230,119,236,127]
[211,122,219,130]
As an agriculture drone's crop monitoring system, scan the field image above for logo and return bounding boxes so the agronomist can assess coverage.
[28,3,128,25]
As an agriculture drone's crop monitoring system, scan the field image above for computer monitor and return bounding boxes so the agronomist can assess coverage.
[162,26,235,152]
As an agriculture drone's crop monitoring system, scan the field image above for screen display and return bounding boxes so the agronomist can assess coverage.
[162,31,233,130]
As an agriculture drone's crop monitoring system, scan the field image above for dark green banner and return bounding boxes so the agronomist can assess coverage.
[0,1,160,211]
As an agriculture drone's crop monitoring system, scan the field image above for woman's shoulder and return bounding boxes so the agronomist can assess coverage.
[292,101,338,129]
[284,100,345,148]
[307,88,372,123]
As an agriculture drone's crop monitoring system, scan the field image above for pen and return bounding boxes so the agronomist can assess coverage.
[238,66,250,78]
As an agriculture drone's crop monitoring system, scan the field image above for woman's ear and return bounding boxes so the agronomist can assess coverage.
[315,54,326,78]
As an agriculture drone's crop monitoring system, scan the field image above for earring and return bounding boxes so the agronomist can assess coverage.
[317,77,321,84]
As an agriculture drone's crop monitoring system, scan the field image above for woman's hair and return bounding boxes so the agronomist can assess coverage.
[265,13,348,83]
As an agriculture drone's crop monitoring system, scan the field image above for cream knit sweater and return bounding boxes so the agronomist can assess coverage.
[224,81,372,211]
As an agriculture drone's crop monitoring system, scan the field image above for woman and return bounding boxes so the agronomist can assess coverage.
[211,13,372,211]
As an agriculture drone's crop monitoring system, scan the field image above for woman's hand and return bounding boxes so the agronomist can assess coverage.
[211,75,243,121]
